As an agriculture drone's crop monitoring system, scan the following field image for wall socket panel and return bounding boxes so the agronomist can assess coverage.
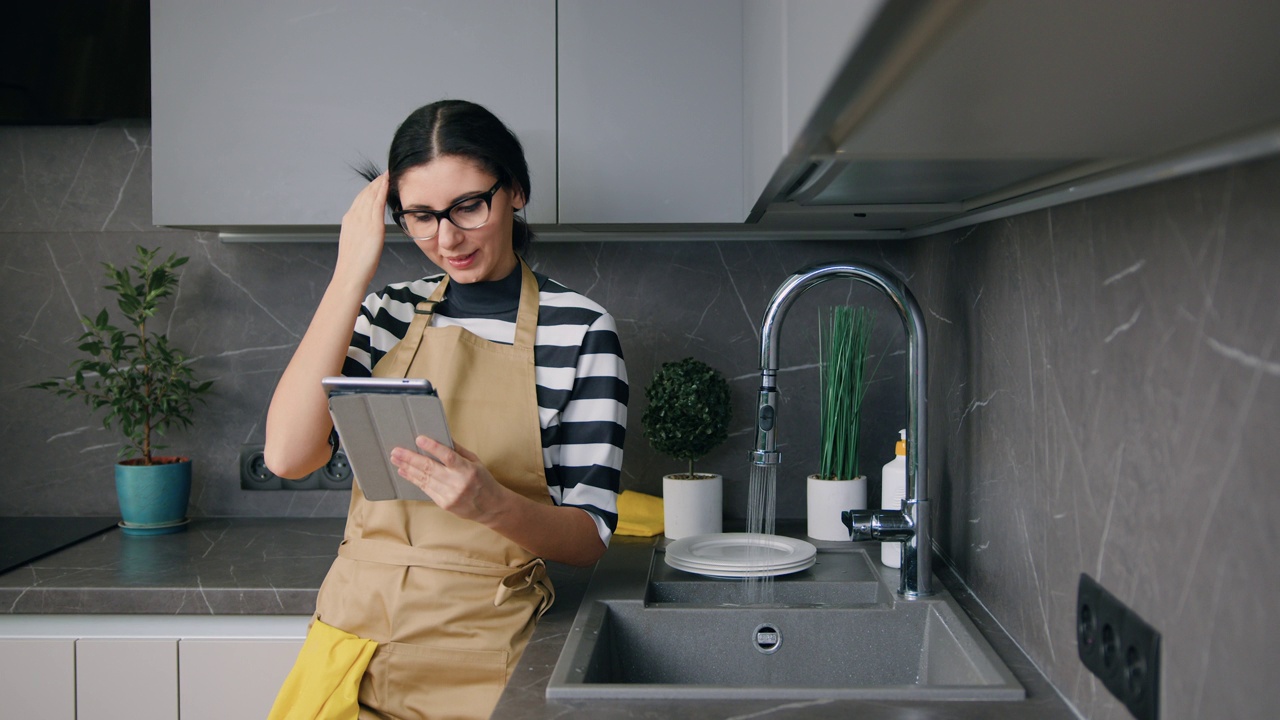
[1078,573,1161,720]
[239,444,353,491]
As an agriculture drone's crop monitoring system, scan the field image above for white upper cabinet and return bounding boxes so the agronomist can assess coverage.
[151,0,557,229]
[151,1,1280,237]
[557,0,745,224]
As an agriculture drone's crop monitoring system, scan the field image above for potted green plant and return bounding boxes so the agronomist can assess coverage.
[807,306,876,541]
[32,246,213,535]
[642,357,732,539]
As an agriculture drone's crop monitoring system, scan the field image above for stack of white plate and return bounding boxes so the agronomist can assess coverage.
[663,533,817,578]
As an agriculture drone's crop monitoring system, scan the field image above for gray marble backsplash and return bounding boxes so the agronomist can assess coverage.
[0,122,909,521]
[907,154,1280,720]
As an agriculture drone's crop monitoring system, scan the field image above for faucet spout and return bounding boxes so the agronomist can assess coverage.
[751,262,933,598]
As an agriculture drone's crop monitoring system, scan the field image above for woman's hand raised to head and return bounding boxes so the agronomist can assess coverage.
[266,172,391,479]
[335,173,390,292]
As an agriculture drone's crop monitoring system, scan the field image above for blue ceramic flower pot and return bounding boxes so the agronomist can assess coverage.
[115,458,192,536]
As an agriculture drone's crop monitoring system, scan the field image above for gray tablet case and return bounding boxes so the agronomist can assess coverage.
[323,377,453,502]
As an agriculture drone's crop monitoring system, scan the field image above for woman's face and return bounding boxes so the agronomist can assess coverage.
[396,155,524,284]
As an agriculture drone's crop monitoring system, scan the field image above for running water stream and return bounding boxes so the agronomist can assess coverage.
[744,463,778,603]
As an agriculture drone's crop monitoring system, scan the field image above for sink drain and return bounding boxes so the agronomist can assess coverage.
[753,623,782,654]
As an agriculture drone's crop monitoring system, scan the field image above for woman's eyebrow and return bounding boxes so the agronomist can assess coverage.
[402,187,489,211]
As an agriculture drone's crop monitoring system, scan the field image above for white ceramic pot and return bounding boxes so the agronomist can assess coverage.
[662,473,723,539]
[806,474,867,541]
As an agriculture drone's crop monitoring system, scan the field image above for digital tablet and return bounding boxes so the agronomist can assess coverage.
[322,376,454,502]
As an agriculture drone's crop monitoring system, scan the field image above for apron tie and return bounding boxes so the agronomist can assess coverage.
[496,557,555,619]
[338,537,521,574]
[338,538,554,615]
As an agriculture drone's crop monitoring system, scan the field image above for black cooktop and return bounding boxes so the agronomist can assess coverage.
[0,517,120,575]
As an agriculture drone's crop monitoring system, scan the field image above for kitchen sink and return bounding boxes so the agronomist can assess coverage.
[546,542,1025,701]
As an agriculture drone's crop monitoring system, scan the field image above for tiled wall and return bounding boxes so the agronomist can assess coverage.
[0,123,909,521]
[908,155,1280,720]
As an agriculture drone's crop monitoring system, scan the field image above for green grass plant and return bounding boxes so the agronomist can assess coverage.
[818,306,875,480]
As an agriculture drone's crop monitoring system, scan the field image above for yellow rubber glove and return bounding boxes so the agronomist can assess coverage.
[267,619,377,720]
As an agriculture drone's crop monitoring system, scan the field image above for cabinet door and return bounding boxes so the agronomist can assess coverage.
[0,638,76,720]
[178,638,304,720]
[76,638,178,720]
[558,0,744,223]
[151,0,557,228]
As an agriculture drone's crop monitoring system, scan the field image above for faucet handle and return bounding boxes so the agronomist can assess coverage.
[842,509,914,540]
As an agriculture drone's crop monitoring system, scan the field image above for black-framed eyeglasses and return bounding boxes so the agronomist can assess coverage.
[392,180,502,240]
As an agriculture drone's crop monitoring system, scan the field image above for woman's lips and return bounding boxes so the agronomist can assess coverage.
[445,251,477,269]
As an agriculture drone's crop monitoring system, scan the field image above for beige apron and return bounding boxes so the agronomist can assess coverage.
[315,260,554,720]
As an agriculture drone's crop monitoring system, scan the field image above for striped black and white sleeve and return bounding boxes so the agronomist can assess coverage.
[538,302,628,546]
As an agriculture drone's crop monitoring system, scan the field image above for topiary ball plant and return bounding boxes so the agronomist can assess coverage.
[642,357,732,478]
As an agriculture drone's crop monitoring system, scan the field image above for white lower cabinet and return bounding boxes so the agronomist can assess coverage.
[178,639,304,720]
[0,638,76,719]
[0,616,309,719]
[76,639,178,720]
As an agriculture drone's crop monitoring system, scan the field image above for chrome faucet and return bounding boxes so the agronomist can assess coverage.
[751,262,933,598]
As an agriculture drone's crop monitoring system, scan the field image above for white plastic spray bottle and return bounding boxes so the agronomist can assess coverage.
[880,429,907,568]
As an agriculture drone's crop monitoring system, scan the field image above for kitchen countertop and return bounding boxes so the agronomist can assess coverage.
[0,519,1076,719]
[0,518,348,615]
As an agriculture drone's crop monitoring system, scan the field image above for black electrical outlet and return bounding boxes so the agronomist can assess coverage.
[1078,573,1161,720]
[239,445,281,490]
[318,450,353,490]
[241,444,350,491]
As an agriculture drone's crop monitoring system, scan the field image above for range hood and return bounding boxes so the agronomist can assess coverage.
[750,0,1280,238]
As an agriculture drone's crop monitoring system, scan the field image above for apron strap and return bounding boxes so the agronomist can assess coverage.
[513,259,539,350]
[377,277,449,379]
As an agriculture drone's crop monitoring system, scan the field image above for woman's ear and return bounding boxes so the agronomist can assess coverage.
[510,185,527,211]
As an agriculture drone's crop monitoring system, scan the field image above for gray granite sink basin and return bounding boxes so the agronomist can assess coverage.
[546,543,1026,701]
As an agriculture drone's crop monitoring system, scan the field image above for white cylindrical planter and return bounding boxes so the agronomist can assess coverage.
[806,475,867,541]
[663,474,723,539]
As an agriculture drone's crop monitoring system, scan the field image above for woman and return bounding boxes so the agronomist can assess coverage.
[265,100,627,719]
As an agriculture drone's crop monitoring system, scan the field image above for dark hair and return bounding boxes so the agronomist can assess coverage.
[357,100,535,253]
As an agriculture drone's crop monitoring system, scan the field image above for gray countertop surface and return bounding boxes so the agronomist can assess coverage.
[0,518,1076,719]
[0,517,347,615]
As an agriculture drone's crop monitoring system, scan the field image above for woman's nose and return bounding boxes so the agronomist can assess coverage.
[436,219,464,248]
